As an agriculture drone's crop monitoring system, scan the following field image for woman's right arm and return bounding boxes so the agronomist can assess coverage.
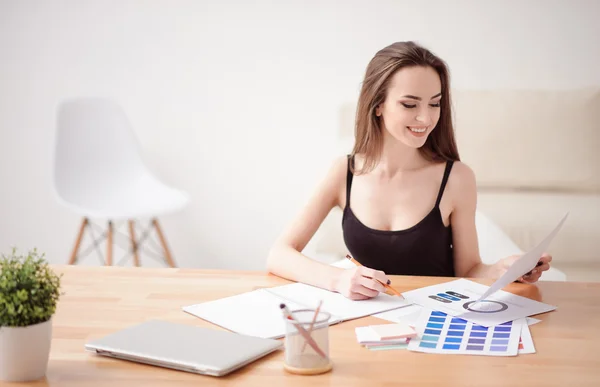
[266,156,390,300]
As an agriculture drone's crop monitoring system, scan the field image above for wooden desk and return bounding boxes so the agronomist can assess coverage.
[3,266,599,387]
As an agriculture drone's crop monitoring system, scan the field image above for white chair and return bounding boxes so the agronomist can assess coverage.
[53,97,189,267]
[306,208,566,281]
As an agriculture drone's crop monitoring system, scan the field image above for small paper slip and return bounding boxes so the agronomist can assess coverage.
[355,326,409,346]
[476,212,569,302]
[519,323,536,354]
[183,282,410,339]
[369,323,417,340]
[368,343,410,351]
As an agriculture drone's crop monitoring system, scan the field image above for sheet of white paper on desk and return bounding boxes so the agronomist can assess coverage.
[476,212,569,302]
[374,303,543,327]
[182,288,311,339]
[403,278,556,327]
[265,282,411,320]
[526,317,541,326]
[372,304,424,326]
[183,282,410,339]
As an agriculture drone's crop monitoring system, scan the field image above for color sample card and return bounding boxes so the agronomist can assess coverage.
[408,309,524,356]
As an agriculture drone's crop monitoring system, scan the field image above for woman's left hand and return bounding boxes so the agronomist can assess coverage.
[501,253,553,283]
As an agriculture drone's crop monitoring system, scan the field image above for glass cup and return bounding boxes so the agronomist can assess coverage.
[283,308,333,375]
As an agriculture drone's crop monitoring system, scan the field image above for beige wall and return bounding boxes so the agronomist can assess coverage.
[1,0,599,270]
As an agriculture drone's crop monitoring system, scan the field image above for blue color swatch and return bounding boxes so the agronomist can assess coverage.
[414,308,519,356]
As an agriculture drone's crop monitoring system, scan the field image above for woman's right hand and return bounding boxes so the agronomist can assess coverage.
[333,266,391,300]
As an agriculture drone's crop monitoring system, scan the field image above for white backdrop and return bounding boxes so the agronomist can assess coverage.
[1,0,599,269]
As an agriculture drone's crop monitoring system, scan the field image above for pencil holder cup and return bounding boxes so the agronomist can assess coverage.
[283,308,333,375]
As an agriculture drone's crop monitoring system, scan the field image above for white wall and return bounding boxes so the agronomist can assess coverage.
[1,0,599,269]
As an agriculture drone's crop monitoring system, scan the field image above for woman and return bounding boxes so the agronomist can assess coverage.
[267,41,552,300]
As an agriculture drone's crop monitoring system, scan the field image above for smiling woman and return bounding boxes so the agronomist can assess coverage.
[352,43,458,177]
[266,41,554,300]
[376,67,443,145]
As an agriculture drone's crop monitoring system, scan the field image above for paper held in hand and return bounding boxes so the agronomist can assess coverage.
[475,212,569,303]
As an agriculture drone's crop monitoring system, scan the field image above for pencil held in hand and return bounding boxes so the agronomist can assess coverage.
[345,254,404,298]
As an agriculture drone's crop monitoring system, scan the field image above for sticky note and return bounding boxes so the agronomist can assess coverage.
[369,323,417,340]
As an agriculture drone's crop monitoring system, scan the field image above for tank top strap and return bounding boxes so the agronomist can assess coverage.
[345,154,355,208]
[435,160,455,208]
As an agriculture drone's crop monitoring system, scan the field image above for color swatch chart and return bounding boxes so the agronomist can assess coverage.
[408,310,525,356]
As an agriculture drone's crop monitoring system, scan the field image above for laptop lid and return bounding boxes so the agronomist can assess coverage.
[85,319,283,376]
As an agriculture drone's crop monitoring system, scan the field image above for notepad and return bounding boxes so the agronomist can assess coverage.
[369,323,417,340]
[355,326,409,345]
[183,282,410,339]
[354,326,411,351]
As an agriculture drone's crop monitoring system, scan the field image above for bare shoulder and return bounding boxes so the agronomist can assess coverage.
[328,154,350,177]
[449,161,476,187]
[320,154,350,208]
[447,161,477,209]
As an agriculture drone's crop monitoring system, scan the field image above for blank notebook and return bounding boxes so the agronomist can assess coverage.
[182,283,410,339]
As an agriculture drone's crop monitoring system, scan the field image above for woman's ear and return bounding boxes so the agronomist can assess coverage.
[375,105,382,117]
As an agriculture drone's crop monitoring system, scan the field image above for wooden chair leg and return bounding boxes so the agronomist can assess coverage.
[152,218,177,268]
[69,217,88,265]
[106,220,113,266]
[128,220,140,267]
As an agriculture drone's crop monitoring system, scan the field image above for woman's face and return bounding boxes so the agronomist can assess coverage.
[376,66,442,149]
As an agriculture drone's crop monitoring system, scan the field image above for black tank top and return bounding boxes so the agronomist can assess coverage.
[342,156,455,277]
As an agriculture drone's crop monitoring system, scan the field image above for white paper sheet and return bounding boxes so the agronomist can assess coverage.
[476,213,569,302]
[182,289,309,339]
[403,278,556,327]
[183,282,410,339]
[526,317,541,326]
[375,303,543,327]
[372,304,424,326]
[265,282,411,320]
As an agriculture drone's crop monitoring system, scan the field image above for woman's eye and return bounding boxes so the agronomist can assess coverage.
[430,102,441,107]
[401,103,417,108]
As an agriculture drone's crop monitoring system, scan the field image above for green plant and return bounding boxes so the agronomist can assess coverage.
[0,248,62,327]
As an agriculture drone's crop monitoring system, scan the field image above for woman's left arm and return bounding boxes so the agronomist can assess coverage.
[447,162,551,283]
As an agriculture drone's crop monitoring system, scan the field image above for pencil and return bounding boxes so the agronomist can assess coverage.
[300,300,323,353]
[345,254,404,298]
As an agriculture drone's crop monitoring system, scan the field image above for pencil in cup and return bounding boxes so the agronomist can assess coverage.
[345,254,404,298]
[300,300,323,354]
[280,304,328,359]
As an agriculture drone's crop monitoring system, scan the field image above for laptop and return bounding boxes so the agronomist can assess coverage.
[84,319,283,376]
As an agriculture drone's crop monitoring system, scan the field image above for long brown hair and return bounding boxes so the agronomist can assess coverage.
[351,41,460,174]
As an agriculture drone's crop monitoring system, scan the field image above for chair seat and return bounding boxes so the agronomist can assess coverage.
[55,172,189,220]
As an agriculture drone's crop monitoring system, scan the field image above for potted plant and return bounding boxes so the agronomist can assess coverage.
[0,248,62,382]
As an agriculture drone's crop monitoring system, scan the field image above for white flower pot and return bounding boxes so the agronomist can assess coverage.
[0,318,52,382]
